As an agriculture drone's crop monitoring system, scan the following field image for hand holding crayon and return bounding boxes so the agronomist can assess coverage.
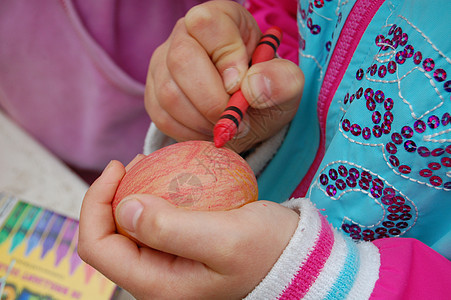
[214,26,283,148]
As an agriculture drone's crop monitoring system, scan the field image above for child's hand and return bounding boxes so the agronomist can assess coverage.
[145,1,304,153]
[78,158,299,299]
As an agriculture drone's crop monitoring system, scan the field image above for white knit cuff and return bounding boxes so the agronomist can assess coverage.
[244,198,380,299]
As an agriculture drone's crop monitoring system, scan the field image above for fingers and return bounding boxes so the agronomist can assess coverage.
[114,195,299,274]
[241,58,304,110]
[78,160,127,265]
[185,1,261,93]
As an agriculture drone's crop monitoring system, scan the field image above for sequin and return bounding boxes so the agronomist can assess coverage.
[401,126,413,138]
[429,176,443,186]
[314,0,324,8]
[373,125,382,137]
[336,179,346,190]
[329,169,338,180]
[376,227,387,234]
[356,87,363,99]
[344,93,349,104]
[365,88,374,100]
[371,187,382,198]
[389,155,400,167]
[428,162,441,170]
[432,148,445,157]
[387,212,400,220]
[384,111,394,123]
[397,222,408,229]
[338,165,348,177]
[442,112,450,125]
[372,111,381,124]
[320,174,329,185]
[388,24,397,35]
[413,51,422,64]
[360,171,371,182]
[326,185,337,196]
[349,94,355,103]
[383,221,395,228]
[326,41,332,51]
[388,205,401,214]
[399,165,412,174]
[342,119,351,131]
[374,90,385,103]
[384,97,394,110]
[310,25,321,35]
[433,69,447,82]
[389,228,401,235]
[382,122,392,134]
[428,115,440,128]
[387,61,397,74]
[420,169,433,177]
[404,140,417,152]
[442,157,451,167]
[383,187,396,197]
[382,195,393,205]
[367,99,376,111]
[423,58,435,71]
[393,27,402,40]
[356,68,364,80]
[386,142,397,154]
[403,45,414,58]
[444,182,451,190]
[378,65,387,77]
[414,120,426,133]
[447,145,451,154]
[417,146,430,157]
[359,179,370,190]
[373,179,384,190]
[394,196,405,205]
[346,176,357,187]
[395,51,405,64]
[444,81,451,92]
[349,168,360,179]
[362,127,371,139]
[400,33,408,46]
[351,124,362,136]
[391,132,403,144]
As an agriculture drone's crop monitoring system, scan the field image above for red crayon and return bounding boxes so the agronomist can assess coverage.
[213,26,282,148]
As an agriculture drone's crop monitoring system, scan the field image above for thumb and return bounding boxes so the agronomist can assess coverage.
[184,1,261,93]
[240,58,305,110]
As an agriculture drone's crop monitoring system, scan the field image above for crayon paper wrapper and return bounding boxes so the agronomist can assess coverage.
[0,193,117,300]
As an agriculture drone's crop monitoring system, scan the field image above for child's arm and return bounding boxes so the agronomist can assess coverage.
[78,161,451,299]
[145,1,304,153]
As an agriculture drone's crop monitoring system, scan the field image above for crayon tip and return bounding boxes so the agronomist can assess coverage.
[213,123,234,148]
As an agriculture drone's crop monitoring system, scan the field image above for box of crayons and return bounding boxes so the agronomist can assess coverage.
[0,192,117,300]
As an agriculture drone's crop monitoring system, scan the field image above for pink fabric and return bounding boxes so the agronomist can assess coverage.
[371,238,451,299]
[280,215,334,299]
[0,0,205,176]
[246,0,299,64]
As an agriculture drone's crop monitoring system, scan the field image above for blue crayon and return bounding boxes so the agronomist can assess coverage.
[41,214,66,259]
[9,205,42,253]
[25,210,54,256]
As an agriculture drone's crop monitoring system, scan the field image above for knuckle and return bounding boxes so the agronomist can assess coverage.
[185,5,216,32]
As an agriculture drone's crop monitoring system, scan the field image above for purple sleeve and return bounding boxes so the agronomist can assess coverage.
[244,0,299,64]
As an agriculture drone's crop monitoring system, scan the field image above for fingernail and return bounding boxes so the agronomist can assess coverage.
[116,198,143,232]
[248,74,272,108]
[223,67,240,92]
